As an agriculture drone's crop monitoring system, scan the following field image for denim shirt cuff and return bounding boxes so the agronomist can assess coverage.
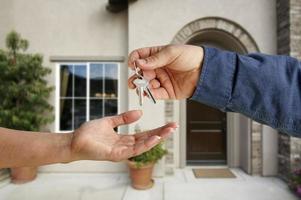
[191,47,236,111]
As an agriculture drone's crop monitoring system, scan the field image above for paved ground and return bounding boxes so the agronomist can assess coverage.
[0,168,298,200]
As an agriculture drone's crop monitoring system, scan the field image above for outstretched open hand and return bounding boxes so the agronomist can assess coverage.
[71,110,177,162]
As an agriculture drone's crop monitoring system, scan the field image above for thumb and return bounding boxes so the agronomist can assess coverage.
[108,110,142,128]
[136,46,176,70]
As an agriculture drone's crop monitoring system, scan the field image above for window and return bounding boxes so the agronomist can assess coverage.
[57,63,119,132]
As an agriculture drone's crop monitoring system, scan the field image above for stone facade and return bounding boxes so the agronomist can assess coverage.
[165,100,176,175]
[251,121,263,175]
[278,133,291,180]
[277,0,301,181]
[172,17,259,52]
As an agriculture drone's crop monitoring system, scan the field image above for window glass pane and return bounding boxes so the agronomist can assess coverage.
[104,64,118,98]
[59,62,119,132]
[105,100,117,117]
[60,99,72,130]
[74,65,87,97]
[90,64,104,98]
[90,99,103,120]
[74,100,86,129]
[60,65,73,97]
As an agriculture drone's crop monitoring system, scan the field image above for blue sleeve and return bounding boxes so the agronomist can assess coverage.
[191,47,301,137]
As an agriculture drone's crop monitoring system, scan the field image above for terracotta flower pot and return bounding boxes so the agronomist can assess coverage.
[127,160,155,190]
[10,166,38,184]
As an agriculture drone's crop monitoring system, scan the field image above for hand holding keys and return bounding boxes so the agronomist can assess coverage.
[133,62,156,106]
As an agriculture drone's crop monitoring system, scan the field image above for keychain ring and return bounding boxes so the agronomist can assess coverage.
[134,61,144,79]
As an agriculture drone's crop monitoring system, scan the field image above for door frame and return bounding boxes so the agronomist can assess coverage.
[179,100,251,171]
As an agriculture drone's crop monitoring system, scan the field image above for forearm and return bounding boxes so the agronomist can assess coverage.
[0,128,75,168]
[192,47,301,137]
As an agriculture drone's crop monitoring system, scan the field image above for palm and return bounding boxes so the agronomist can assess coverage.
[149,65,200,99]
[71,111,177,162]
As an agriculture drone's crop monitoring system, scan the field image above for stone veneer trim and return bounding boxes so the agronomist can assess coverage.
[277,0,301,181]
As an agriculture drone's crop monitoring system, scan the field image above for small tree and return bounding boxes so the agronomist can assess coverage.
[0,31,53,131]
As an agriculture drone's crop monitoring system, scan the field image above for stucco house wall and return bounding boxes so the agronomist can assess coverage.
[0,0,283,179]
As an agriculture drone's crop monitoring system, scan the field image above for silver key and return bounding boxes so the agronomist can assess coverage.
[133,78,147,106]
[133,62,156,106]
[145,86,156,104]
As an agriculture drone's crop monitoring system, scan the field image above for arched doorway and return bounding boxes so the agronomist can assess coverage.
[171,17,259,170]
[186,29,247,53]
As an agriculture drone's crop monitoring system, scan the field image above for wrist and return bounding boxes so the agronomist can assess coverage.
[189,67,201,98]
[188,46,204,98]
[55,133,77,164]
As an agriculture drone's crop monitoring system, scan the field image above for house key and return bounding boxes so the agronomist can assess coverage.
[133,63,156,106]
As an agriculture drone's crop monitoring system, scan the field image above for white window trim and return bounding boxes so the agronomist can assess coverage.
[55,62,120,133]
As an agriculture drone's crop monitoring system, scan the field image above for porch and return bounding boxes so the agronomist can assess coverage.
[0,168,297,200]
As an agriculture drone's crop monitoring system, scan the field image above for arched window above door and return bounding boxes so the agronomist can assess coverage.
[172,17,259,53]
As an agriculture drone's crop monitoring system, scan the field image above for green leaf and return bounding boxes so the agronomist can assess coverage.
[129,143,167,168]
[0,31,53,131]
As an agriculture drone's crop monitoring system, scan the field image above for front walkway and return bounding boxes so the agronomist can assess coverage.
[0,168,297,200]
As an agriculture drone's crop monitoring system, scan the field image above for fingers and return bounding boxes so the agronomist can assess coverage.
[148,87,170,99]
[133,135,162,156]
[142,70,156,80]
[135,46,175,70]
[128,75,160,89]
[115,135,163,160]
[110,123,178,161]
[128,46,165,69]
[149,79,161,89]
[128,75,136,89]
[132,123,178,156]
[108,110,143,127]
[128,45,180,70]
[134,122,178,141]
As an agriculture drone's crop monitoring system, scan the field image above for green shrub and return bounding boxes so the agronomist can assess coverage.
[0,31,53,131]
[288,169,301,197]
[129,143,167,168]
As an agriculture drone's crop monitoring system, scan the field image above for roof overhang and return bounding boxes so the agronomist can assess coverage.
[106,0,128,13]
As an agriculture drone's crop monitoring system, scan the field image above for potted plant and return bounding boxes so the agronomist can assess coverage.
[0,31,53,184]
[127,143,167,190]
[288,169,301,198]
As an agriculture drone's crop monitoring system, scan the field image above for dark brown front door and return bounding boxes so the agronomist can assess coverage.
[186,100,227,165]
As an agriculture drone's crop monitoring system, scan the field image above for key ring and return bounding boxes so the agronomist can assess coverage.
[134,61,144,80]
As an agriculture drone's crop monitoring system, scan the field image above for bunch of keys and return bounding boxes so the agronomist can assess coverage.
[133,62,156,106]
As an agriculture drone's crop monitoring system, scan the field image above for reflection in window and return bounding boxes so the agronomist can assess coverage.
[60,65,73,97]
[59,63,119,131]
[74,100,86,128]
[105,63,118,98]
[74,65,87,97]
[90,64,104,98]
[90,99,103,120]
[60,99,72,130]
[105,100,117,117]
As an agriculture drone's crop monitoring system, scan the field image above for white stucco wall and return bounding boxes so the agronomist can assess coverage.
[128,0,277,168]
[128,0,276,53]
[0,0,127,57]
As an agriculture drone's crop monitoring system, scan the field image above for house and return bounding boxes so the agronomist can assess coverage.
[0,0,300,182]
